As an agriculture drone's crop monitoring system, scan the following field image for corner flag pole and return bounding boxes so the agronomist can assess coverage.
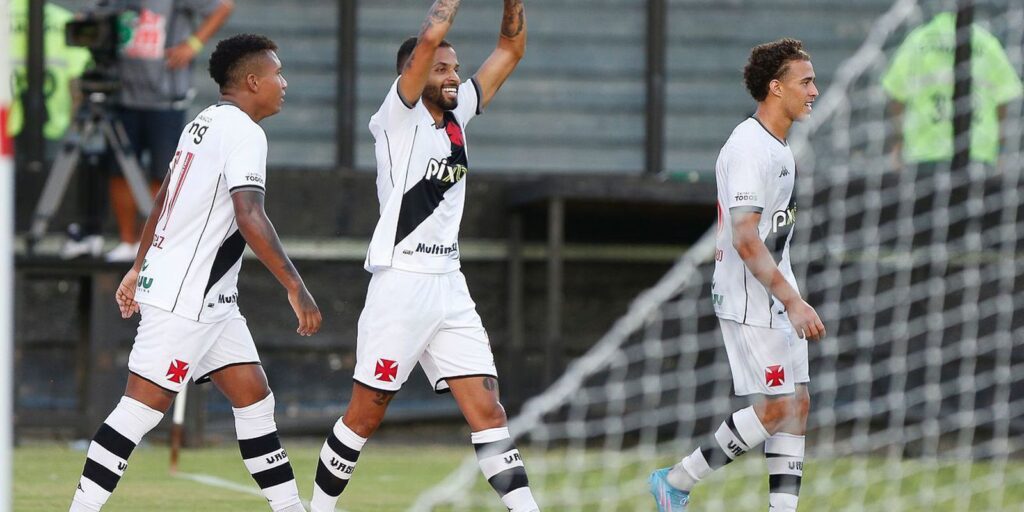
[1,0,16,508]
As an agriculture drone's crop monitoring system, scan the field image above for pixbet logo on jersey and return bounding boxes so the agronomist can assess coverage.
[771,205,797,233]
[424,157,468,184]
[375,359,399,382]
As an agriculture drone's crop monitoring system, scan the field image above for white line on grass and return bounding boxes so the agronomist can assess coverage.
[174,471,351,512]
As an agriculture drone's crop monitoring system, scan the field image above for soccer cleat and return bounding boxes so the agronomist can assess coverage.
[649,468,689,512]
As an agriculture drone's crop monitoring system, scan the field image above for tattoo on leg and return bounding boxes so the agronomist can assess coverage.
[501,0,525,38]
[373,391,395,407]
[483,377,498,391]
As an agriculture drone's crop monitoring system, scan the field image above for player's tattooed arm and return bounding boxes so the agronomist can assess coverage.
[474,0,527,109]
[232,190,322,336]
[398,0,462,106]
[500,0,525,39]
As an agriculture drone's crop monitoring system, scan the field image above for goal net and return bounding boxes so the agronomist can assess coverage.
[412,0,1024,510]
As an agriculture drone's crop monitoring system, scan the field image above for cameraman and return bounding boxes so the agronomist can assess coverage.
[98,0,234,261]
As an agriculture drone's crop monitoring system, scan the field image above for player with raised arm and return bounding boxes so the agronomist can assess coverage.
[649,38,825,512]
[68,34,320,512]
[308,1,538,511]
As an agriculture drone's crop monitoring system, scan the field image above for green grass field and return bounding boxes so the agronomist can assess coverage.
[17,442,1024,511]
[15,442,468,512]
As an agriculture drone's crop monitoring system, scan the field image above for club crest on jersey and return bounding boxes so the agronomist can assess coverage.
[166,359,189,384]
[765,365,785,387]
[375,359,398,382]
[424,158,468,184]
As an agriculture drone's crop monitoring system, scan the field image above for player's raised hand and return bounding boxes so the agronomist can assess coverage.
[288,286,322,336]
[115,269,141,319]
[786,299,826,341]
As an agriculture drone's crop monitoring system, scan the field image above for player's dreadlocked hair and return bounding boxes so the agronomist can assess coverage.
[396,36,454,75]
[209,34,279,90]
[743,38,811,102]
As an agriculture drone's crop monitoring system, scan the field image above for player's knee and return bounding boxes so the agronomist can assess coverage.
[758,395,801,433]
[342,413,385,439]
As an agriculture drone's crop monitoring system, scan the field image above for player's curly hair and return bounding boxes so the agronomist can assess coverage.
[743,38,811,102]
[208,34,279,90]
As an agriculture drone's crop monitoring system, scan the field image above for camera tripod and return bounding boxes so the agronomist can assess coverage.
[26,91,154,255]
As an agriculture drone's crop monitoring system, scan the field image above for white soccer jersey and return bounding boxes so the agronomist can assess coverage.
[365,76,482,274]
[134,103,268,323]
[713,117,799,329]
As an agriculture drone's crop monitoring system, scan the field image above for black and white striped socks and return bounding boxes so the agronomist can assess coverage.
[765,432,804,511]
[472,427,538,512]
[233,393,304,512]
[69,396,163,512]
[668,405,771,491]
[310,417,366,512]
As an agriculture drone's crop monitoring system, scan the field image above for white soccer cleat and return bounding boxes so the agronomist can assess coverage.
[60,226,105,260]
[649,468,689,512]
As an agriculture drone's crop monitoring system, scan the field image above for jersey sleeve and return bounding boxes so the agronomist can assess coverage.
[451,78,483,126]
[224,128,268,194]
[373,76,420,130]
[979,33,1024,105]
[881,32,918,101]
[724,145,768,212]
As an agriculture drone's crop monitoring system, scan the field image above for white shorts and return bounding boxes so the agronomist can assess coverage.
[719,318,809,396]
[128,305,261,393]
[354,268,497,393]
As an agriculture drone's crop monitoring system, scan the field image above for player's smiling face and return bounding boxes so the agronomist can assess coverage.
[778,59,817,122]
[423,46,461,112]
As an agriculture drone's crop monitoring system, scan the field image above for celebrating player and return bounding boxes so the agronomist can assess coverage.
[649,38,825,512]
[308,1,538,511]
[68,34,320,512]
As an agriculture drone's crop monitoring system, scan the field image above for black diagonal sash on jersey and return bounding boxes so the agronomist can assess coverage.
[203,229,247,296]
[394,111,467,246]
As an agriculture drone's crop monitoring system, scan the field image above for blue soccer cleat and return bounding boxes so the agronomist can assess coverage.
[649,467,690,511]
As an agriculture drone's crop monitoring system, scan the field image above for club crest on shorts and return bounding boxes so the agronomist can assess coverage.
[765,365,785,387]
[375,359,398,382]
[166,359,189,384]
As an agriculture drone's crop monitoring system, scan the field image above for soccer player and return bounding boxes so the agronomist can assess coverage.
[68,34,320,512]
[309,1,539,511]
[649,38,825,512]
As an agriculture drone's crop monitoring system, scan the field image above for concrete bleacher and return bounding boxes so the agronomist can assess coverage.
[51,0,895,173]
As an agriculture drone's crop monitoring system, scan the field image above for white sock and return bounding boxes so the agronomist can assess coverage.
[667,406,770,491]
[234,393,302,512]
[70,396,163,511]
[765,433,804,511]
[310,417,366,512]
[472,427,539,511]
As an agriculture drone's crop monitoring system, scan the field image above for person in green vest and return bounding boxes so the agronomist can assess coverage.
[9,0,92,142]
[10,0,106,259]
[882,9,1023,171]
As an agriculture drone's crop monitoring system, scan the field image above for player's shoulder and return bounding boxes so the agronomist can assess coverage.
[723,118,771,152]
[209,104,265,144]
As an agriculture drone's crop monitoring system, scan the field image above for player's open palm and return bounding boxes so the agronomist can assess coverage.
[115,269,141,319]
[787,299,825,341]
[288,286,322,336]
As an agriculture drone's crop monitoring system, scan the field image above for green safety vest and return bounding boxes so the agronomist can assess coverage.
[881,13,1023,164]
[8,0,92,140]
